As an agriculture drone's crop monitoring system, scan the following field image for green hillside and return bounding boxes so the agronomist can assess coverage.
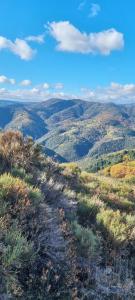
[1,99,135,163]
[0,131,135,299]
[78,149,135,172]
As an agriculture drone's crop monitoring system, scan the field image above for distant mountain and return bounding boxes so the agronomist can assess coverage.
[1,98,135,162]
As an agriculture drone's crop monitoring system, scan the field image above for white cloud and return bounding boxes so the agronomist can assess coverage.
[43,82,50,89]
[1,81,135,104]
[89,3,101,18]
[42,82,64,90]
[0,87,76,102]
[20,79,32,86]
[48,21,124,55]
[81,82,135,103]
[0,36,35,60]
[54,82,64,89]
[25,34,45,44]
[0,75,15,85]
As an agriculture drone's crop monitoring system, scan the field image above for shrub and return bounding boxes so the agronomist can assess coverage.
[11,167,33,184]
[63,187,76,198]
[80,171,94,183]
[99,181,112,193]
[116,183,132,198]
[0,173,41,208]
[0,172,42,298]
[85,180,99,190]
[103,166,111,176]
[1,223,35,297]
[126,214,135,227]
[109,162,135,178]
[2,227,33,268]
[96,208,129,244]
[78,195,104,225]
[72,221,99,257]
[125,174,135,184]
[61,162,81,176]
[0,131,43,172]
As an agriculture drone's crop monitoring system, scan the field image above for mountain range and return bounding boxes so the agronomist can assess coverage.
[1,98,135,163]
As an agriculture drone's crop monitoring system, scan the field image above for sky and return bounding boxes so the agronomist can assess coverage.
[0,0,135,103]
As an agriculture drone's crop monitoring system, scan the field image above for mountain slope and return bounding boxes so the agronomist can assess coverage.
[1,98,135,161]
[1,131,135,299]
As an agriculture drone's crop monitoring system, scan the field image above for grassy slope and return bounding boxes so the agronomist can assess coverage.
[60,161,135,297]
[0,131,135,299]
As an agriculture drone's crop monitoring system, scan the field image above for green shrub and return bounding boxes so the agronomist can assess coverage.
[0,173,42,212]
[80,171,94,183]
[0,172,42,298]
[11,167,33,184]
[96,209,129,244]
[0,131,43,172]
[72,221,99,257]
[29,188,42,206]
[116,183,132,198]
[78,195,104,225]
[3,227,34,268]
[126,214,135,227]
[61,162,81,176]
[125,174,135,184]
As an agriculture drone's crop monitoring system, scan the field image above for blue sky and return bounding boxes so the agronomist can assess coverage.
[0,0,135,102]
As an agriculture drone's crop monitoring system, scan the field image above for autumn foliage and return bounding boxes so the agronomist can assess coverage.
[104,161,135,178]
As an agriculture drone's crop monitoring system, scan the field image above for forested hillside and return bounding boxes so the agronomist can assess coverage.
[78,149,135,172]
[0,131,135,299]
[1,99,135,163]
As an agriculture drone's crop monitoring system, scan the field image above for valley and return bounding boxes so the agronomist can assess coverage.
[1,98,135,165]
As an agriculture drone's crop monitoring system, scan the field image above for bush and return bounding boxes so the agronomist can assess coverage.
[72,221,99,257]
[0,173,42,212]
[11,167,33,184]
[0,131,43,172]
[2,227,34,268]
[125,174,135,184]
[116,183,132,198]
[109,162,135,178]
[103,166,111,176]
[80,171,94,183]
[61,162,81,176]
[0,172,42,297]
[126,214,135,227]
[96,208,130,244]
[78,195,104,225]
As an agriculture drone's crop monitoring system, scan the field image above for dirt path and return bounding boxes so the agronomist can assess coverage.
[36,176,79,299]
[38,201,69,263]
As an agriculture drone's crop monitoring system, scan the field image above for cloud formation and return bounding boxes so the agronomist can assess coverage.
[25,34,45,44]
[42,82,64,90]
[20,79,32,86]
[81,82,135,103]
[0,88,73,102]
[0,75,15,85]
[0,36,35,60]
[54,82,64,89]
[89,3,101,18]
[0,82,135,103]
[48,21,124,55]
[43,82,50,89]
